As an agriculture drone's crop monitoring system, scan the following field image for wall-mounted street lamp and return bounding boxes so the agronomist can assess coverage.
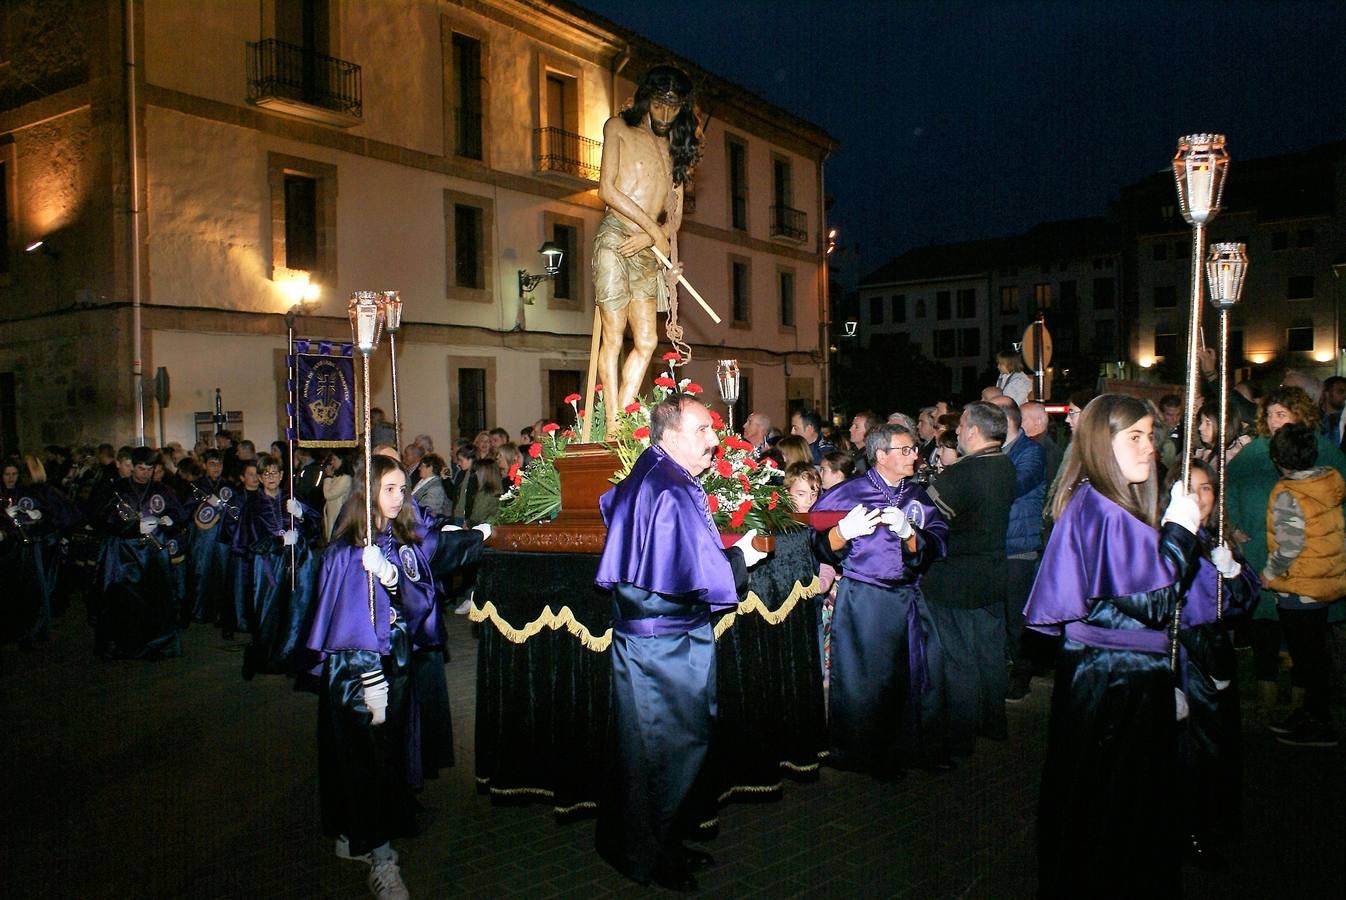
[842,320,858,337]
[25,239,59,259]
[518,241,566,306]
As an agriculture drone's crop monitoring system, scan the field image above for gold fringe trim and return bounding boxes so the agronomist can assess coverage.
[468,601,613,651]
[470,575,821,652]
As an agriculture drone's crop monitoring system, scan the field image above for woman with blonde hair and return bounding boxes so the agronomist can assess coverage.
[775,434,812,469]
[995,350,1032,405]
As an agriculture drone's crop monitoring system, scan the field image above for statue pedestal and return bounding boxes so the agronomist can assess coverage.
[489,443,616,554]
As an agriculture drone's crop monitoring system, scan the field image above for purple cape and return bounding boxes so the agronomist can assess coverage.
[1024,483,1176,633]
[595,445,739,611]
[304,529,438,663]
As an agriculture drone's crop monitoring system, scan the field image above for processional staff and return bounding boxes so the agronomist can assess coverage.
[349,291,386,626]
[382,292,404,450]
[1170,133,1230,669]
[1206,243,1249,620]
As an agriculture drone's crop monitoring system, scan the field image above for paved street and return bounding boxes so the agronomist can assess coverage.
[2,608,1343,899]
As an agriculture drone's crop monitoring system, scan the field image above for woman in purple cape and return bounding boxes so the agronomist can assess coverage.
[1023,395,1203,899]
[303,454,433,900]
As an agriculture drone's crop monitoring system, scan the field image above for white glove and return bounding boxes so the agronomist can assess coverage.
[473,522,493,542]
[4,505,18,519]
[1174,687,1189,721]
[360,670,388,726]
[1161,482,1201,535]
[1211,543,1241,579]
[281,529,299,547]
[733,529,767,568]
[440,523,463,532]
[139,515,159,535]
[159,515,174,529]
[24,508,42,522]
[285,498,304,519]
[880,505,914,540]
[207,494,223,508]
[836,504,881,542]
[361,544,398,588]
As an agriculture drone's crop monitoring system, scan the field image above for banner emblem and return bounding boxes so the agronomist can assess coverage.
[399,545,422,583]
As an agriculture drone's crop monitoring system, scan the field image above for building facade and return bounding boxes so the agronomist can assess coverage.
[0,0,836,456]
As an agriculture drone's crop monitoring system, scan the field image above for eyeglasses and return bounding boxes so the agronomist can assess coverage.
[883,445,919,456]
[1065,409,1081,420]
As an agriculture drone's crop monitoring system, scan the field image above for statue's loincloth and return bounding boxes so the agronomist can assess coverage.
[592,213,669,313]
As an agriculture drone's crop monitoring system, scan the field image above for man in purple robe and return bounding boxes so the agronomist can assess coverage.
[594,393,766,892]
[811,422,949,777]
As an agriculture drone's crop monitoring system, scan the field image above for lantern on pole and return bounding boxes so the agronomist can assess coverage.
[1206,242,1249,620]
[380,291,404,450]
[349,291,386,625]
[715,359,741,432]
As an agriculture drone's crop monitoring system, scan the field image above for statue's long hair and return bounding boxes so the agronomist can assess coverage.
[621,65,703,187]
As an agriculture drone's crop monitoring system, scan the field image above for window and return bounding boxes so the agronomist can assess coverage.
[547,370,581,427]
[1153,285,1177,309]
[443,188,494,300]
[1034,283,1052,310]
[936,290,951,320]
[545,74,576,134]
[915,298,926,319]
[454,205,482,289]
[268,153,337,281]
[1298,228,1316,248]
[1175,241,1190,260]
[551,221,578,301]
[869,295,884,325]
[727,137,748,231]
[1093,318,1115,353]
[773,156,792,209]
[956,288,976,318]
[1152,243,1168,261]
[958,328,980,357]
[1093,277,1115,310]
[778,269,795,328]
[891,294,906,324]
[1059,280,1077,309]
[934,329,956,358]
[1154,332,1178,359]
[450,33,484,159]
[1288,275,1315,300]
[458,367,487,438]
[730,257,751,324]
[0,160,8,278]
[1287,326,1314,353]
[1271,231,1288,251]
[999,285,1019,313]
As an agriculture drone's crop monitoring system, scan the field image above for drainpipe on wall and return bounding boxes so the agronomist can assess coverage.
[125,0,145,446]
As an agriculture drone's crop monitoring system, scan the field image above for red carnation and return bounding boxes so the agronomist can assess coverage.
[715,459,733,478]
[633,426,650,440]
[715,445,725,459]
[709,410,724,429]
[563,393,581,404]
[507,461,520,482]
[768,490,779,510]
[561,429,575,438]
[764,457,778,468]
[738,473,751,491]
[661,351,681,362]
[707,494,719,513]
[654,376,676,388]
[730,500,753,528]
[624,402,642,414]
[743,457,759,471]
[542,422,559,434]
[595,383,603,393]
[528,442,542,458]
[684,382,703,394]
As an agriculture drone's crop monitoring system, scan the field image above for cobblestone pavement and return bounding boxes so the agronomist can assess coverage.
[2,610,1343,899]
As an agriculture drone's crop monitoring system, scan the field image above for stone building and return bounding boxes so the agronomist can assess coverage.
[0,0,836,455]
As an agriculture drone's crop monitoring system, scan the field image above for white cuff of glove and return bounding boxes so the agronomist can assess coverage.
[1211,544,1241,580]
[281,529,299,547]
[440,523,463,532]
[360,670,389,726]
[4,505,17,518]
[837,505,878,542]
[159,515,174,529]
[734,529,767,568]
[1160,482,1201,536]
[473,522,493,541]
[139,516,159,535]
[361,545,398,587]
[26,508,42,522]
[285,498,304,518]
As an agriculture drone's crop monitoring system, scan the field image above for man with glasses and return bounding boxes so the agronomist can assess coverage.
[810,423,949,778]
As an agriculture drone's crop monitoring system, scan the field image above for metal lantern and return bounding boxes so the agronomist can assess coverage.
[1207,242,1249,310]
[348,291,385,353]
[380,291,405,447]
[1172,134,1229,225]
[381,290,403,333]
[715,359,741,431]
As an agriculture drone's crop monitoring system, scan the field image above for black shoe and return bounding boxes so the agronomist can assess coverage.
[1267,707,1311,735]
[1005,675,1031,703]
[1275,716,1339,748]
[679,845,715,872]
[651,860,698,893]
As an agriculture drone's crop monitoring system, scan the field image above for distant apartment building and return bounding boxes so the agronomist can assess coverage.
[0,0,835,455]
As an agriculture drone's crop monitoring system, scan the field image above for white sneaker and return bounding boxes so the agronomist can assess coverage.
[454,599,472,615]
[334,835,372,863]
[368,858,410,900]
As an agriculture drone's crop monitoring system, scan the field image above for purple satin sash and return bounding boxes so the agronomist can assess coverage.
[907,597,930,694]
[1064,620,1169,655]
[614,612,710,637]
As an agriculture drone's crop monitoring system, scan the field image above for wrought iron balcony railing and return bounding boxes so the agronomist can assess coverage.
[248,39,362,122]
[770,204,808,242]
[535,127,601,182]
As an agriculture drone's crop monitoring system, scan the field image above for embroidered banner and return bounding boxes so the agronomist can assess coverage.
[293,340,356,448]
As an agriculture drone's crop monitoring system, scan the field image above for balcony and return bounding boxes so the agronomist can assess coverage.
[247,39,362,128]
[535,127,601,183]
[770,204,808,242]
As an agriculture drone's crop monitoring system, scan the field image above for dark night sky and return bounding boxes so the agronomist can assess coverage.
[574,0,1346,284]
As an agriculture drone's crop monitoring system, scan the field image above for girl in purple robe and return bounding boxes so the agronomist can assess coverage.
[304,454,431,900]
[1024,394,1203,899]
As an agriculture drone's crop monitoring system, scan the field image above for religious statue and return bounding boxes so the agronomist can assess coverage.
[593,65,703,438]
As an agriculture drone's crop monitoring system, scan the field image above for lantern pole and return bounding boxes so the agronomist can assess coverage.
[1207,242,1249,620]
[349,291,386,626]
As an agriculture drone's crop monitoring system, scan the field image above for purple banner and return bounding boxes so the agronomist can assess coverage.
[294,339,356,448]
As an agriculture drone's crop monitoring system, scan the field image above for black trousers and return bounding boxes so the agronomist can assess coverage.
[1279,604,1332,716]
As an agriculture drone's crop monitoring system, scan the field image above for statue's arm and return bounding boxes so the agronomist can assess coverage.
[598,118,668,255]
